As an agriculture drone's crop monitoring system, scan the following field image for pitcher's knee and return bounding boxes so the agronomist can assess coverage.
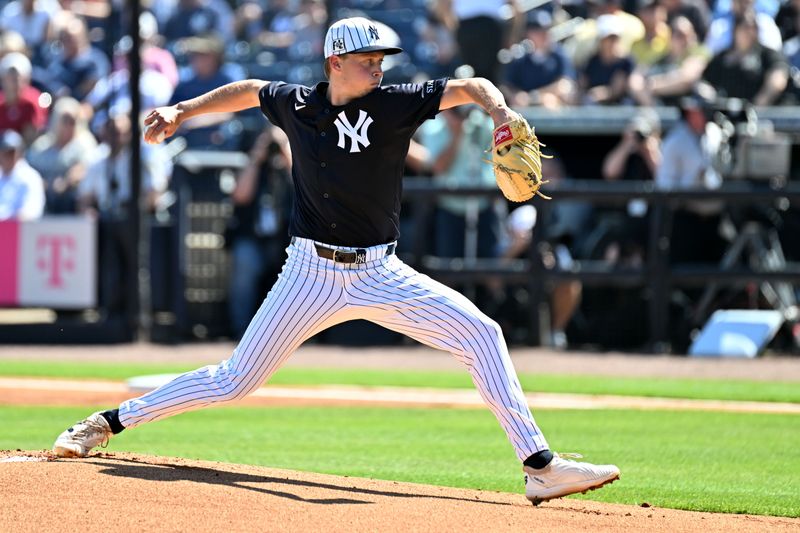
[463,316,504,348]
[210,362,259,401]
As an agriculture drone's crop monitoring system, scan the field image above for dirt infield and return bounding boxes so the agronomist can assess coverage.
[1,451,797,533]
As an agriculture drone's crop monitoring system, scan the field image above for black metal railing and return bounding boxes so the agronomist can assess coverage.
[402,178,800,350]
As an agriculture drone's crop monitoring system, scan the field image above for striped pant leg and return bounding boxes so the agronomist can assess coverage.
[347,255,549,461]
[118,247,347,428]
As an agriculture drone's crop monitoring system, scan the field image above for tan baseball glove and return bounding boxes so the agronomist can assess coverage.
[486,117,551,202]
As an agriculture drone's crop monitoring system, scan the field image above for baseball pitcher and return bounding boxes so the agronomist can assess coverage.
[53,17,619,505]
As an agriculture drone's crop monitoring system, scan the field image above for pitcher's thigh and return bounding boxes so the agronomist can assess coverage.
[357,259,504,361]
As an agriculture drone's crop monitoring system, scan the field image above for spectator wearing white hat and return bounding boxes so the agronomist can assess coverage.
[563,0,645,69]
[580,14,636,104]
[0,52,47,143]
[0,129,45,220]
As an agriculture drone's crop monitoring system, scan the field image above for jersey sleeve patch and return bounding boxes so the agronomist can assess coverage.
[385,78,448,128]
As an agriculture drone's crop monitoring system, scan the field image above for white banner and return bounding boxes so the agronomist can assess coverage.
[17,217,96,308]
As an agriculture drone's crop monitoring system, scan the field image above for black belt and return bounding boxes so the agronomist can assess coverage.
[313,242,396,264]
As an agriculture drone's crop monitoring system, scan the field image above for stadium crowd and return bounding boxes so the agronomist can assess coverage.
[0,0,797,350]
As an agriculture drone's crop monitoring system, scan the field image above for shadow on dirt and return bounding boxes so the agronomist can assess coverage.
[90,456,516,507]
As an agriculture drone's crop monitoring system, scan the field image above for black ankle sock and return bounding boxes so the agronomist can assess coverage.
[523,450,554,469]
[100,409,125,434]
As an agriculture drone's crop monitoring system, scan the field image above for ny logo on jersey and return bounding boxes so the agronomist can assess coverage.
[334,110,373,153]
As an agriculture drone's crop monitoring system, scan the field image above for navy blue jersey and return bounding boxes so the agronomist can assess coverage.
[259,78,447,247]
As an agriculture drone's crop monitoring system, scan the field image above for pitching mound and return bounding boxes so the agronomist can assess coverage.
[2,451,798,532]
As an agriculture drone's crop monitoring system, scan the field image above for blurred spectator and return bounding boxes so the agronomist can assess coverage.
[0,129,44,220]
[631,0,671,67]
[233,0,263,43]
[163,0,230,44]
[0,0,52,63]
[711,0,779,19]
[138,10,179,89]
[443,0,522,83]
[148,0,179,31]
[783,14,800,101]
[27,96,96,213]
[661,0,711,41]
[287,0,327,61]
[603,109,661,184]
[656,94,727,264]
[0,52,47,143]
[588,109,661,269]
[776,0,800,42]
[245,0,326,61]
[44,15,110,101]
[580,15,636,104]
[500,10,578,108]
[206,0,235,44]
[78,111,169,314]
[80,112,170,217]
[701,11,788,105]
[564,0,645,70]
[238,0,297,50]
[629,16,711,106]
[84,27,175,136]
[225,126,292,339]
[412,106,503,259]
[78,111,169,217]
[168,34,237,148]
[415,5,460,78]
[706,0,782,54]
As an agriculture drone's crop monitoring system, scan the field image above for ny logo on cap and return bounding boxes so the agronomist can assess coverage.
[334,110,373,153]
[368,25,379,40]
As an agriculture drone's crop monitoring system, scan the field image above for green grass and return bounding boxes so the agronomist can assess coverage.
[2,406,798,517]
[1,360,799,403]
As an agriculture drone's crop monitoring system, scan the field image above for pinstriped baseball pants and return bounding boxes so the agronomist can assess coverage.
[119,237,549,461]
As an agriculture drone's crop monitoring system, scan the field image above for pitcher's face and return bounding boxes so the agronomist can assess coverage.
[335,52,385,96]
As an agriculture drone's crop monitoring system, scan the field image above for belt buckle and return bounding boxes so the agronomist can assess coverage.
[332,249,366,264]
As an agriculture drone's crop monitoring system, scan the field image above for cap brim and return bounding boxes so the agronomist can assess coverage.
[350,45,403,55]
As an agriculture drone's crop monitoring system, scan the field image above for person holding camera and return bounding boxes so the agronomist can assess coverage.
[602,109,661,184]
[568,110,662,349]
[599,108,661,263]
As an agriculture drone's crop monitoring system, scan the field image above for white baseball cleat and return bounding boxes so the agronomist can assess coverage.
[524,453,620,505]
[52,412,113,457]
